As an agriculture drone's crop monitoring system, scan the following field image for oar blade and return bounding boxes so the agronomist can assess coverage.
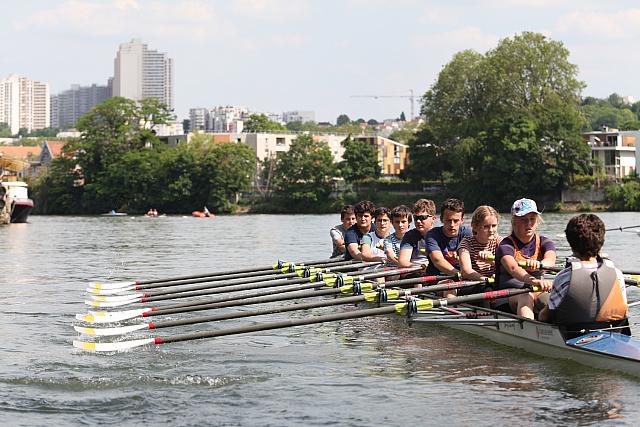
[73,338,155,352]
[86,286,136,295]
[89,281,136,290]
[74,323,149,336]
[76,308,151,323]
[84,298,140,308]
[89,293,144,302]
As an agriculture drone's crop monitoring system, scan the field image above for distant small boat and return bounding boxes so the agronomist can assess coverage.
[102,210,127,216]
[192,210,215,218]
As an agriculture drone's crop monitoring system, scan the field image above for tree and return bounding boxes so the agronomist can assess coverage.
[339,136,380,185]
[244,114,285,132]
[420,32,589,203]
[273,135,337,210]
[404,124,449,184]
[336,114,351,126]
[367,119,379,125]
[399,112,406,122]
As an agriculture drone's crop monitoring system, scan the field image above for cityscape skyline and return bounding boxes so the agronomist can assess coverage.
[3,1,640,124]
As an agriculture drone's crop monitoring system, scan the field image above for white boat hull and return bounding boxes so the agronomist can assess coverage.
[411,307,640,377]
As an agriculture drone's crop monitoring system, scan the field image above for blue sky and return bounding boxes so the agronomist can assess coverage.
[2,0,639,123]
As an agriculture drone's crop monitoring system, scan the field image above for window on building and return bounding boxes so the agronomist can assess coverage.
[604,150,615,166]
[276,137,286,146]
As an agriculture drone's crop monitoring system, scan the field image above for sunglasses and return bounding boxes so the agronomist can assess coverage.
[414,214,433,222]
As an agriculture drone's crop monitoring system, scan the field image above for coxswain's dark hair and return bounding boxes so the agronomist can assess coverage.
[564,213,605,258]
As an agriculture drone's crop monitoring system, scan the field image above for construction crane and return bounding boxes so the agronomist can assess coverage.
[351,89,418,120]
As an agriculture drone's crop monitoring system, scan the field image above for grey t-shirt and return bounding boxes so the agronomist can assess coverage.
[330,224,347,257]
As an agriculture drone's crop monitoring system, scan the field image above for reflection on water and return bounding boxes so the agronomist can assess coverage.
[0,212,639,425]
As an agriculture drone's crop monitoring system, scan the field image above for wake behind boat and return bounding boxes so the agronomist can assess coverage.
[101,210,127,216]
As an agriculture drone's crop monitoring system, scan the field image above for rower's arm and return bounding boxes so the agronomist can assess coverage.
[458,249,484,281]
[361,243,385,263]
[385,246,399,265]
[541,250,556,269]
[346,242,364,261]
[330,229,346,254]
[397,247,413,268]
[429,250,458,275]
[501,255,537,285]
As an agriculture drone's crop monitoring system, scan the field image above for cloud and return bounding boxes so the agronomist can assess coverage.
[229,0,312,21]
[555,8,640,40]
[11,0,237,42]
[412,26,499,53]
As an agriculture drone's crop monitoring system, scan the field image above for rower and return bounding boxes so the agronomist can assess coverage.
[329,205,356,258]
[494,198,555,319]
[397,199,436,269]
[343,200,376,261]
[360,207,392,264]
[383,204,412,267]
[539,214,630,339]
[424,198,472,276]
[457,205,502,295]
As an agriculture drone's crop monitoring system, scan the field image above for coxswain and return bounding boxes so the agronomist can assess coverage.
[539,214,630,338]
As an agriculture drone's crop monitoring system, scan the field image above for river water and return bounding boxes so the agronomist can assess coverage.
[1,212,640,426]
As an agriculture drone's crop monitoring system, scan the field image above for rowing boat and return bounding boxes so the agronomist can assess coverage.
[404,301,640,377]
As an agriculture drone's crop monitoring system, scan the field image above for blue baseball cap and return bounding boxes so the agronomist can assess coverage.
[511,198,541,216]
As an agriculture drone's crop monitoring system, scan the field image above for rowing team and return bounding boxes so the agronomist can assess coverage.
[329,197,630,339]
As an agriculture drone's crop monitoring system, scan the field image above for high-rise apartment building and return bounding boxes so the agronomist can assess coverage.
[50,82,112,129]
[113,39,174,110]
[0,74,50,135]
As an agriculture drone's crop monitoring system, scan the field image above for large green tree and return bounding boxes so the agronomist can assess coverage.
[339,136,380,184]
[419,32,589,205]
[272,135,337,210]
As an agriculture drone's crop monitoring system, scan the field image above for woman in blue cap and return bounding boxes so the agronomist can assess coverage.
[494,198,555,319]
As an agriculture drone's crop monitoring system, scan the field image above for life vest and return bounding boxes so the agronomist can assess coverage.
[553,259,628,328]
[506,234,541,263]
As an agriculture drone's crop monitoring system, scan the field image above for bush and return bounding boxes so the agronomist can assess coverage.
[604,180,640,211]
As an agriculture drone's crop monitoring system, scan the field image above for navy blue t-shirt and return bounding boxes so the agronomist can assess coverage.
[344,223,377,260]
[424,225,472,275]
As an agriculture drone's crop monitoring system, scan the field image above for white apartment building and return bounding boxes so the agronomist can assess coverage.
[189,108,209,131]
[210,105,247,133]
[113,39,174,110]
[242,132,346,163]
[584,127,637,179]
[0,74,50,135]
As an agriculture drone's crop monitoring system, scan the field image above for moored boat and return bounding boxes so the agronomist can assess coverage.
[0,180,34,223]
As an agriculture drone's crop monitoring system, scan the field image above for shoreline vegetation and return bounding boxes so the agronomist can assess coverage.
[26,31,640,215]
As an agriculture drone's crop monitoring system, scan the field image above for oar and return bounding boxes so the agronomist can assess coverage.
[90,257,351,291]
[84,265,423,308]
[535,263,640,287]
[76,275,469,330]
[77,267,435,323]
[74,287,535,351]
[606,225,640,232]
[74,279,488,336]
[86,261,374,296]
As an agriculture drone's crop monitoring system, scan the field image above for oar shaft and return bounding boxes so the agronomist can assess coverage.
[154,287,531,345]
[153,280,487,327]
[141,261,377,297]
[135,257,345,285]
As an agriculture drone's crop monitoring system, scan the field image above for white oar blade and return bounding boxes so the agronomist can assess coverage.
[86,286,136,295]
[90,281,136,290]
[74,323,149,336]
[73,338,155,352]
[89,293,144,302]
[85,298,140,308]
[76,308,151,323]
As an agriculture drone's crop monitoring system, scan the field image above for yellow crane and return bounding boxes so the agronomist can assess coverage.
[350,89,418,120]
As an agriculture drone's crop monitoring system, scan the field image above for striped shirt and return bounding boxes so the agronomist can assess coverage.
[458,235,502,278]
[383,233,403,259]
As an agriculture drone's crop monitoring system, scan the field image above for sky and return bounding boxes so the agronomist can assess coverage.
[2,0,639,123]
